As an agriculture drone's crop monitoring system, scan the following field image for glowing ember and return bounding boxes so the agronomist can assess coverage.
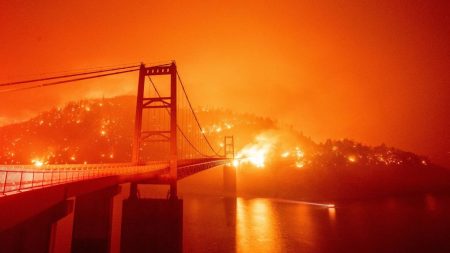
[224,123,233,129]
[32,159,44,167]
[295,147,304,158]
[348,155,357,163]
[295,160,305,168]
[281,151,290,158]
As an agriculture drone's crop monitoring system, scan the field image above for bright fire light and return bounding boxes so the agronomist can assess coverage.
[281,151,290,158]
[236,146,269,168]
[32,159,44,167]
[295,161,304,168]
[348,155,357,163]
[235,134,276,168]
[295,147,304,158]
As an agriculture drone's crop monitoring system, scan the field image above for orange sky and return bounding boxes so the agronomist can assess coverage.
[0,0,449,166]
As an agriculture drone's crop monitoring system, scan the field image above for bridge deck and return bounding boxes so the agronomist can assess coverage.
[0,158,229,232]
[0,158,229,196]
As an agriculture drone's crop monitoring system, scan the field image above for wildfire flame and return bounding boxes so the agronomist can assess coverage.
[281,151,290,158]
[32,159,44,167]
[347,155,357,163]
[234,134,277,168]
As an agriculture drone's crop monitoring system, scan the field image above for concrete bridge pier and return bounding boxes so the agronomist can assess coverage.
[71,185,121,253]
[49,198,76,253]
[121,185,183,253]
[0,200,73,253]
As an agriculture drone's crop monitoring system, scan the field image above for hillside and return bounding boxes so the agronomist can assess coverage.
[1,95,449,200]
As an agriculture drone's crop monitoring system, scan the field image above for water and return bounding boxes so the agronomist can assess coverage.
[182,194,450,253]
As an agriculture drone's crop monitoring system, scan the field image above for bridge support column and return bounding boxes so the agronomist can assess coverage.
[121,197,183,253]
[49,198,76,253]
[223,165,237,197]
[71,185,120,253]
[169,181,178,200]
[0,200,73,253]
[129,183,139,200]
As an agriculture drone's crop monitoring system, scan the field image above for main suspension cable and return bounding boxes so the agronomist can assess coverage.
[146,76,218,158]
[176,72,222,156]
[0,64,140,87]
[0,68,139,93]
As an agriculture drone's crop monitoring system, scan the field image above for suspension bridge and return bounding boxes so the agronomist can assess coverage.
[0,62,237,253]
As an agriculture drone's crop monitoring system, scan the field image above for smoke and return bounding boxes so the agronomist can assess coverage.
[0,73,136,126]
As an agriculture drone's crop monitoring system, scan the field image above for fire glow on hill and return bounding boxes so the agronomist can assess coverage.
[0,96,430,171]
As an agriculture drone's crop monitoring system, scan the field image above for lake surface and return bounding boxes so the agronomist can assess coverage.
[182,194,450,253]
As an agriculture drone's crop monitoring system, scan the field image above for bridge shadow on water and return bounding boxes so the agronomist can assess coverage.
[120,197,183,253]
[105,183,237,253]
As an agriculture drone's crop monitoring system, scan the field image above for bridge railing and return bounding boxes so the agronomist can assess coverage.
[177,159,231,179]
[0,162,169,196]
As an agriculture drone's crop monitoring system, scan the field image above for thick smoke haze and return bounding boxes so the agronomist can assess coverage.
[0,0,449,166]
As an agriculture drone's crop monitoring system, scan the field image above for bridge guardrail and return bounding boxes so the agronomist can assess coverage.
[0,162,169,196]
[177,159,231,179]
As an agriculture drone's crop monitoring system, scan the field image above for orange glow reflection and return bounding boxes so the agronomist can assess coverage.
[236,198,280,253]
[328,207,336,224]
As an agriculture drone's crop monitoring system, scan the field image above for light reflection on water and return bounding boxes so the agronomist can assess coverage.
[236,198,280,253]
[183,195,450,253]
[184,196,336,253]
[328,207,336,223]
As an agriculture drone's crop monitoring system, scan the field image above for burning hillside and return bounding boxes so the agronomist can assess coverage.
[1,95,449,200]
[0,95,438,171]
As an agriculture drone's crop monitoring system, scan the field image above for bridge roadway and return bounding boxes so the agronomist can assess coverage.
[0,158,229,232]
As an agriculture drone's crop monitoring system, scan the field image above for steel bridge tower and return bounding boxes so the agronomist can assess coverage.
[132,62,178,199]
[224,136,235,159]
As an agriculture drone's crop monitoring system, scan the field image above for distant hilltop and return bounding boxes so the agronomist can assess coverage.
[0,95,439,171]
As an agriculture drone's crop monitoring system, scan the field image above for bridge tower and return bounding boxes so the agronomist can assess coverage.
[224,136,235,159]
[132,62,178,199]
